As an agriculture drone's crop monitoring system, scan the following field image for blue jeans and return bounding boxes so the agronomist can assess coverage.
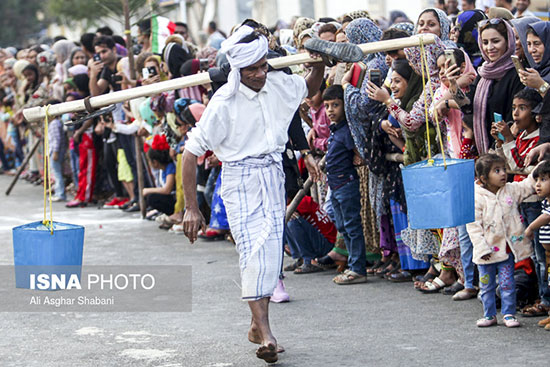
[331,179,366,275]
[459,225,475,289]
[520,201,550,306]
[51,154,65,200]
[70,143,79,190]
[286,216,333,263]
[478,254,516,317]
[205,166,220,208]
[0,137,9,169]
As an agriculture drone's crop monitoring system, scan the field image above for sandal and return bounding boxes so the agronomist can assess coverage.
[418,277,448,293]
[443,281,464,295]
[376,260,397,278]
[388,270,412,283]
[283,259,303,272]
[304,38,364,65]
[168,224,184,234]
[521,303,550,317]
[366,259,385,275]
[294,263,323,274]
[333,269,367,285]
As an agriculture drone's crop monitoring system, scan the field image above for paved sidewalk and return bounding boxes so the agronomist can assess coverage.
[0,175,548,366]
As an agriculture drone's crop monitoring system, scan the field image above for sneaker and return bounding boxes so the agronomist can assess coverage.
[503,315,520,328]
[103,197,123,209]
[51,196,66,202]
[476,316,498,327]
[270,279,289,303]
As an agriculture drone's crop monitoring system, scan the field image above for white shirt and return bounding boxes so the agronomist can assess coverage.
[185,71,308,162]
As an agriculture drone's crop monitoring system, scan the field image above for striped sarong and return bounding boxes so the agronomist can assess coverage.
[220,153,285,301]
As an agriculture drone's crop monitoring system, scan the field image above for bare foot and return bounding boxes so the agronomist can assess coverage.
[248,326,284,353]
[169,211,183,223]
[327,250,347,262]
[256,343,278,363]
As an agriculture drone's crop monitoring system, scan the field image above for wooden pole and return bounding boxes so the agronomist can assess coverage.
[285,156,326,223]
[5,138,41,196]
[22,34,437,123]
[122,0,147,218]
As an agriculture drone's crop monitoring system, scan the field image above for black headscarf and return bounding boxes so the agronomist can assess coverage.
[528,21,550,82]
[73,73,90,97]
[455,10,487,68]
[392,59,413,81]
[162,43,191,78]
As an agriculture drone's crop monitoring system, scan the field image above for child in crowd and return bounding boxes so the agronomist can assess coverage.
[305,78,329,153]
[143,134,176,223]
[467,154,537,328]
[322,85,366,285]
[525,161,550,330]
[47,100,67,202]
[493,88,542,180]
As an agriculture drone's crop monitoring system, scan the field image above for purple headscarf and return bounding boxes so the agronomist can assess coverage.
[473,19,516,154]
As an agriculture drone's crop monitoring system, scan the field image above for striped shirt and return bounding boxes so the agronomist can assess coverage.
[540,199,550,244]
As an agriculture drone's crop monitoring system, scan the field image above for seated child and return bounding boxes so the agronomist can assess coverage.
[143,134,176,223]
[466,154,537,328]
[322,85,367,285]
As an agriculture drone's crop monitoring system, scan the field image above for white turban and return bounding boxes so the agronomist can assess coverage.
[217,25,268,99]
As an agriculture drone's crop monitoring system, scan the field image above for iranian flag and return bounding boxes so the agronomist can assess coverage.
[151,15,176,54]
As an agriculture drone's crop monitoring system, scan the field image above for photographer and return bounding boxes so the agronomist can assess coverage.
[88,36,122,96]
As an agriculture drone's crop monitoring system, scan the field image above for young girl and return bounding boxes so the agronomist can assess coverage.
[143,134,176,224]
[466,154,536,327]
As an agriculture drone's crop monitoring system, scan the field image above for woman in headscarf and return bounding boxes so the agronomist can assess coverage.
[455,10,487,68]
[473,18,523,154]
[510,16,540,69]
[415,7,456,47]
[162,42,191,79]
[52,39,77,83]
[341,18,391,269]
[292,17,315,48]
[368,37,448,288]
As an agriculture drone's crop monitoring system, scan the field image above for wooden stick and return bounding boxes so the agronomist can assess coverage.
[23,34,436,123]
[285,156,326,223]
[5,138,41,196]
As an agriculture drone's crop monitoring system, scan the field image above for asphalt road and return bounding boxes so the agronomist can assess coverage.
[0,174,548,367]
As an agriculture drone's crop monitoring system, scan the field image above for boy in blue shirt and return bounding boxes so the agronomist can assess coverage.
[323,85,367,284]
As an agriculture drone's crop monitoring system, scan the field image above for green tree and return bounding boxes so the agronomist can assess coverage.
[46,0,152,26]
[0,0,45,47]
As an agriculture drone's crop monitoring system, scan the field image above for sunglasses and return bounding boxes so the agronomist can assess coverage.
[477,18,504,29]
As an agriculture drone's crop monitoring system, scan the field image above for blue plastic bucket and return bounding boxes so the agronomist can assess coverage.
[12,221,85,290]
[401,158,475,229]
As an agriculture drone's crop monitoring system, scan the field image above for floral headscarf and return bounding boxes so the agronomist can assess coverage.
[293,17,315,46]
[405,36,445,80]
[415,8,455,47]
[390,22,414,35]
[344,10,371,21]
[345,18,383,62]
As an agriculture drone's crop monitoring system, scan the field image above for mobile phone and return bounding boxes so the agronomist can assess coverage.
[142,67,150,79]
[93,53,101,62]
[147,66,157,77]
[511,55,525,74]
[199,58,209,71]
[369,69,382,87]
[493,112,505,141]
[444,49,456,68]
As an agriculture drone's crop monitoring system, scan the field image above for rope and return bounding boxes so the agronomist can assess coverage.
[43,105,54,234]
[419,37,447,169]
